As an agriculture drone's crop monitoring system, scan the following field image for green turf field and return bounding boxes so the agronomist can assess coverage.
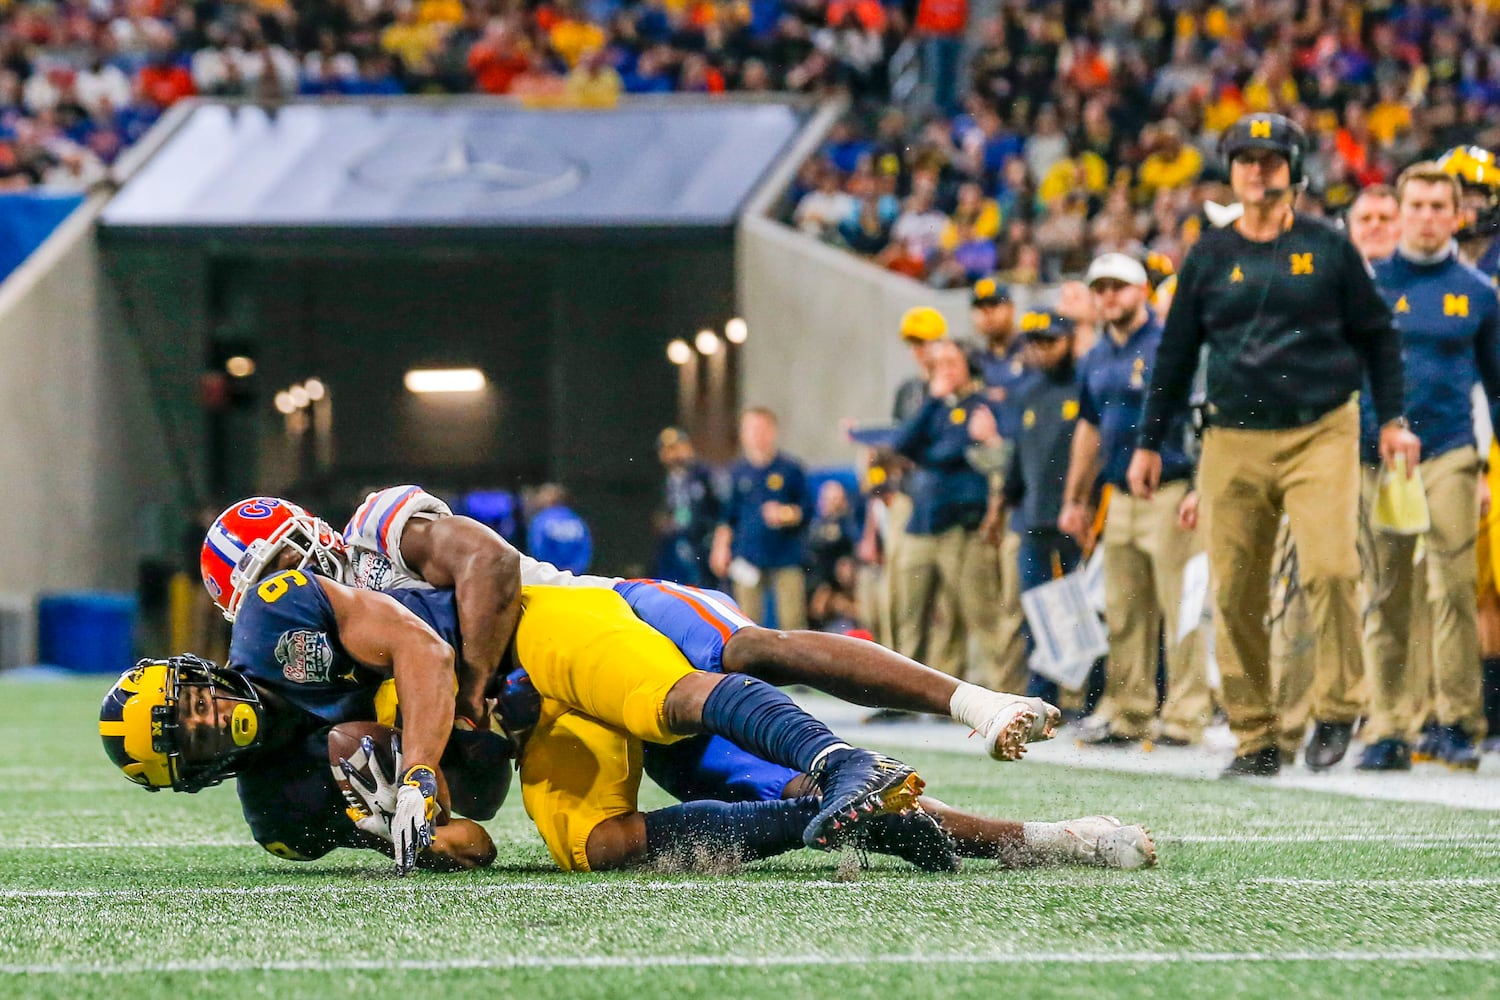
[6,677,1499,999]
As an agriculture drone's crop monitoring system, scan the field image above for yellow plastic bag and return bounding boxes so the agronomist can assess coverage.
[1372,454,1430,535]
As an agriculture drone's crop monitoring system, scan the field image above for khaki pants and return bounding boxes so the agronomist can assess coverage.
[1268,526,1315,756]
[1100,480,1213,740]
[892,524,1000,683]
[1200,401,1365,756]
[880,493,962,666]
[989,529,1029,694]
[1362,447,1485,741]
[733,566,808,631]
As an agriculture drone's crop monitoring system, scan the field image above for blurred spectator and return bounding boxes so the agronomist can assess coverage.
[711,407,810,629]
[1346,184,1401,262]
[891,338,1004,683]
[1061,253,1210,747]
[651,427,720,588]
[526,483,593,575]
[983,310,1083,705]
[805,479,859,595]
[970,277,1032,694]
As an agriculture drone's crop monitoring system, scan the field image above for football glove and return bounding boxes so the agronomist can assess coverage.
[334,735,399,842]
[391,741,440,876]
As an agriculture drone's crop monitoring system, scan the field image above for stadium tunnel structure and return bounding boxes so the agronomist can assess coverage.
[83,96,821,581]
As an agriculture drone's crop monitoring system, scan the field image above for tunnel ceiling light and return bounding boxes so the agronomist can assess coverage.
[304,377,326,401]
[274,391,295,415]
[666,340,693,365]
[288,385,310,408]
[404,368,486,393]
[695,329,721,355]
[224,355,256,378]
[725,318,748,344]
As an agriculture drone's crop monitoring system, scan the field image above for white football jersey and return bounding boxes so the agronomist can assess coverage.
[342,485,620,591]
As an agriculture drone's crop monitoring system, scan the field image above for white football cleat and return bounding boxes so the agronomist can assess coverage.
[1060,815,1157,869]
[977,702,1037,761]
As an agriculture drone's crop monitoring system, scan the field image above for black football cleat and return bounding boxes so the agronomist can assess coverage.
[1221,746,1281,778]
[854,808,961,872]
[1305,720,1354,771]
[803,749,924,850]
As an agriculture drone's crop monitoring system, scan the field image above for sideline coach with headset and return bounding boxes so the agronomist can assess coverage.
[1127,113,1422,777]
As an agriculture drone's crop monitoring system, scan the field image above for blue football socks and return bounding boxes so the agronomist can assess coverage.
[699,676,852,773]
[643,796,819,864]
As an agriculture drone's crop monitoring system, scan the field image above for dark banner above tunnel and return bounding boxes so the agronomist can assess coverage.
[101,100,804,229]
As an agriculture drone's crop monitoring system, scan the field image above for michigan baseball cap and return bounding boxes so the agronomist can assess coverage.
[971,277,1011,306]
[899,306,948,342]
[1085,253,1149,288]
[1018,310,1076,339]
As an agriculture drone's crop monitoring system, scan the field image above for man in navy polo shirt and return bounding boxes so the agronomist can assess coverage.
[1060,253,1211,746]
[971,277,1034,693]
[1356,163,1500,772]
[890,339,1005,685]
[711,407,811,629]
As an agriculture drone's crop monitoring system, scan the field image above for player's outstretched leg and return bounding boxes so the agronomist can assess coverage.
[585,798,959,872]
[722,627,1059,758]
[919,798,1157,869]
[669,674,925,850]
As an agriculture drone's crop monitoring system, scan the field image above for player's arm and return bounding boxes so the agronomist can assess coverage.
[398,515,522,726]
[320,578,456,783]
[1136,251,1206,452]
[422,819,498,871]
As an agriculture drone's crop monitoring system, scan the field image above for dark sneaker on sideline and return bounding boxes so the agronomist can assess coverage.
[1305,721,1354,771]
[1355,738,1411,771]
[1429,725,1481,771]
[1221,747,1281,777]
[804,750,925,850]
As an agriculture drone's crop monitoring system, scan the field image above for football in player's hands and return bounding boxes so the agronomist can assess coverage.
[328,723,401,841]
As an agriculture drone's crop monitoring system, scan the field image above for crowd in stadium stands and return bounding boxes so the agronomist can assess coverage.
[3,0,1497,215]
[789,0,1500,282]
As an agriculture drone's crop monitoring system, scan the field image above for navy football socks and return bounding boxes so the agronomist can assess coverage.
[699,676,851,773]
[643,797,819,864]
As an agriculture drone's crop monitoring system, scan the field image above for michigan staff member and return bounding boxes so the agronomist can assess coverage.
[1128,113,1421,777]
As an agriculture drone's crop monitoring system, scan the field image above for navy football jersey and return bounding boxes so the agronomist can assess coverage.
[237,726,365,861]
[228,569,464,725]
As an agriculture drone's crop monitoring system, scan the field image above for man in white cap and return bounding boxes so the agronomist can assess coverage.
[1059,253,1212,745]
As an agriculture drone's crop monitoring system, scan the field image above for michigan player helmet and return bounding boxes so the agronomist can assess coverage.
[1437,146,1500,238]
[99,655,266,792]
[1219,113,1307,185]
[201,497,344,621]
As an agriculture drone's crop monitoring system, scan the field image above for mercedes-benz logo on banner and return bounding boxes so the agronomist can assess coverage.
[349,126,587,207]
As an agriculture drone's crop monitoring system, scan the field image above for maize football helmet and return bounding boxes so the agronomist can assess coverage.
[1437,146,1500,238]
[201,497,344,621]
[99,655,266,792]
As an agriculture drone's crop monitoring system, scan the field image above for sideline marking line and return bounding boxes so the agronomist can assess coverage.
[4,950,1499,975]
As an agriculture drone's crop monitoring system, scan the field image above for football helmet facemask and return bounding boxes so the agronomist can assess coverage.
[201,497,346,621]
[100,655,266,793]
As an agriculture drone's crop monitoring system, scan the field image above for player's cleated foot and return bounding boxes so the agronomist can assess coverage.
[1058,816,1157,869]
[804,750,924,851]
[855,807,961,873]
[1354,738,1411,771]
[976,703,1038,761]
[1429,724,1481,771]
[1304,720,1354,771]
[1221,747,1280,777]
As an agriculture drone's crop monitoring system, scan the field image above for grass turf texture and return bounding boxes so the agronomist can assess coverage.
[6,678,1500,999]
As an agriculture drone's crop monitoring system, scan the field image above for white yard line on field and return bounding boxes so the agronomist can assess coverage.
[3,950,1499,976]
[4,875,1500,901]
